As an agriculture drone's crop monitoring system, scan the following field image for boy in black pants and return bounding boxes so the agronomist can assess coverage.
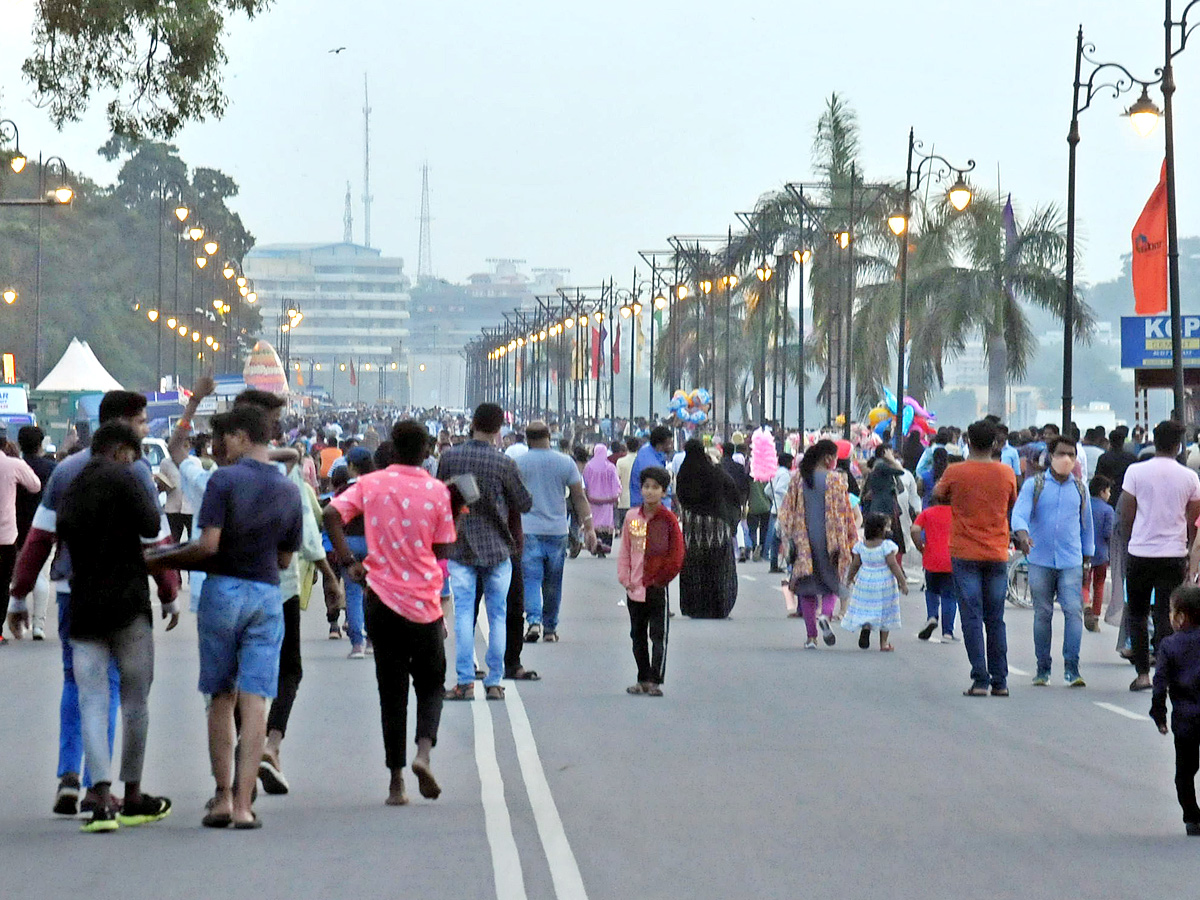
[617,467,684,696]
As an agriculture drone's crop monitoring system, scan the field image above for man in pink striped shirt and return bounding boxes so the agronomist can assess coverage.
[0,447,41,642]
[324,419,457,807]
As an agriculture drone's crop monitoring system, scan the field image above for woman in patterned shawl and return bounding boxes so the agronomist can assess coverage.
[675,438,741,618]
[778,439,858,643]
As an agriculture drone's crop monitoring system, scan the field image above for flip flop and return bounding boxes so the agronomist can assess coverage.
[233,813,262,830]
[991,687,1010,697]
[858,626,871,649]
[962,684,989,697]
[626,683,647,695]
[505,668,541,681]
[201,811,232,829]
[879,644,895,652]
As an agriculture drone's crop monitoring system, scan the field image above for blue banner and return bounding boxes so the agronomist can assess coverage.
[1120,315,1200,369]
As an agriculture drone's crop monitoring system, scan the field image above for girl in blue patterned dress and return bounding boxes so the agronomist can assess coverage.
[842,512,909,651]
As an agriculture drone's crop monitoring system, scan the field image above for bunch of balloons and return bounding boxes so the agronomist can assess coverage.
[668,388,712,425]
[866,388,937,437]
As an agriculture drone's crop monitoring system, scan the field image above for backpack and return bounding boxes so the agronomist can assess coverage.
[1030,472,1087,530]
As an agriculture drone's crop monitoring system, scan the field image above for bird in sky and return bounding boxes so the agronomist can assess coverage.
[329,46,346,54]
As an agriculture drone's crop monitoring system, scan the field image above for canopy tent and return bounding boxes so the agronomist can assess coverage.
[35,338,124,392]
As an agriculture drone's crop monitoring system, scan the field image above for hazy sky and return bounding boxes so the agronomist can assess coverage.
[2,0,1197,289]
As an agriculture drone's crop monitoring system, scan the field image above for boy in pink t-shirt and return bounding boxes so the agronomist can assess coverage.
[325,421,457,806]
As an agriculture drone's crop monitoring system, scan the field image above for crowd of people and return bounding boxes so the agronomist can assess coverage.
[2,396,1200,837]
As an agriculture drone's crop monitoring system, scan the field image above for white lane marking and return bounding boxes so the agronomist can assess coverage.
[742,575,758,582]
[1008,666,1030,677]
[1094,701,1150,721]
[506,685,590,900]
[472,687,528,900]
[478,598,590,900]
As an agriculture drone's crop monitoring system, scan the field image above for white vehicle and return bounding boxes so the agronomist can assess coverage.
[141,437,169,477]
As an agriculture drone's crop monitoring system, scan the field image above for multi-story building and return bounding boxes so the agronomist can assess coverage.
[243,242,411,403]
[407,260,566,408]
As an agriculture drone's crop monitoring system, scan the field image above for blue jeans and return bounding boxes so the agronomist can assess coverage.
[343,535,369,646]
[924,571,958,635]
[57,592,118,787]
[449,558,511,688]
[1028,563,1084,673]
[951,558,1009,689]
[764,515,780,567]
[522,535,568,632]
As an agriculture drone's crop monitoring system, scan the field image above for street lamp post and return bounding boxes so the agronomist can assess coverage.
[157,181,188,389]
[889,129,975,446]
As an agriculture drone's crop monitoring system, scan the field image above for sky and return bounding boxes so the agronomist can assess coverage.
[1,0,1197,290]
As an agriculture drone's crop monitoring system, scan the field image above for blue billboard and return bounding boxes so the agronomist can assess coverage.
[1120,315,1200,369]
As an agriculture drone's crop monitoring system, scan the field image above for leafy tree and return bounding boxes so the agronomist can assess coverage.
[23,0,273,139]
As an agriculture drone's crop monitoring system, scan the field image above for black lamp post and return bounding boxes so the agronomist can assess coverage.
[888,130,974,447]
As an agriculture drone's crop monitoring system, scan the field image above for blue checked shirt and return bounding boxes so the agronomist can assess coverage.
[436,439,532,568]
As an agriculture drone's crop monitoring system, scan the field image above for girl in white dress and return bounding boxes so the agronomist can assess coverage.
[842,513,909,651]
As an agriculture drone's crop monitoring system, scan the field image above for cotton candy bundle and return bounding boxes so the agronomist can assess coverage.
[750,427,777,482]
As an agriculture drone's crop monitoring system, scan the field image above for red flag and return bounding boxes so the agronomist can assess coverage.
[1132,160,1168,315]
[349,359,357,386]
[613,322,621,375]
[591,327,600,378]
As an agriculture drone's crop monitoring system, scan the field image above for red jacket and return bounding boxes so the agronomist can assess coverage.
[617,504,685,602]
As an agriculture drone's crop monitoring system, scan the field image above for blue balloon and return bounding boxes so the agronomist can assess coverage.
[874,418,890,436]
[902,405,914,434]
[695,388,712,406]
[882,387,899,415]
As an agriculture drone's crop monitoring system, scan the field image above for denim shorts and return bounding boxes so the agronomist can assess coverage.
[197,574,285,698]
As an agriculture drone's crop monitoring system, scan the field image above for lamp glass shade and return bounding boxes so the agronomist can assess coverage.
[947,178,972,212]
[174,205,189,222]
[620,306,631,318]
[2,289,16,304]
[147,309,159,322]
[888,214,908,236]
[167,317,177,328]
[9,155,27,174]
[676,285,689,300]
[188,227,204,241]
[236,276,247,287]
[195,257,207,268]
[191,331,200,342]
[204,241,218,255]
[222,266,234,279]
[53,186,74,204]
[654,294,668,309]
[1125,86,1162,138]
[247,292,257,303]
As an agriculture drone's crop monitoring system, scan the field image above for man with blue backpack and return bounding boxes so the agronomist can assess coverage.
[1011,435,1095,688]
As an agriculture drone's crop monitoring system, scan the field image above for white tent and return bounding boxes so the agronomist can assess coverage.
[35,338,124,392]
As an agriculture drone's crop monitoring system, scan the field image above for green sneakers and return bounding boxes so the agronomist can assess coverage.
[1032,670,1051,687]
[116,795,172,827]
[80,807,119,834]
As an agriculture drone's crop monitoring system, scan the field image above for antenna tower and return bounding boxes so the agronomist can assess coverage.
[343,181,353,243]
[362,74,373,248]
[417,163,433,281]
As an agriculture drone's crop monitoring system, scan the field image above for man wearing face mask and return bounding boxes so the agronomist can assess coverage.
[1011,435,1095,688]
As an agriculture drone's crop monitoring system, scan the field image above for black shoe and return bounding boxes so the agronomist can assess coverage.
[80,805,118,834]
[917,617,938,641]
[1186,822,1200,837]
[53,775,80,816]
[117,794,172,826]
[858,625,871,649]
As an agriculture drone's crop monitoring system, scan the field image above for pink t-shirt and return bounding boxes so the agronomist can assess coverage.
[1123,456,1200,558]
[329,465,456,624]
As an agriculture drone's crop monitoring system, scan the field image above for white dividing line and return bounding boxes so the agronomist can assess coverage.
[1008,666,1031,677]
[471,689,529,900]
[1094,701,1150,721]
[506,686,591,900]
[741,575,758,582]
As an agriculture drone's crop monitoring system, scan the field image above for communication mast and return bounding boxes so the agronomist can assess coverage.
[362,74,373,248]
[343,181,353,243]
[417,163,433,282]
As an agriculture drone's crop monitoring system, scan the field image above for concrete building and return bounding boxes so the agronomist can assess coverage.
[244,242,411,403]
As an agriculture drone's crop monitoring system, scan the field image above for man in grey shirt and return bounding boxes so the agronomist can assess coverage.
[517,422,596,642]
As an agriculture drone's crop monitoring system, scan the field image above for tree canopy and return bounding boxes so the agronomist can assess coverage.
[23,0,272,139]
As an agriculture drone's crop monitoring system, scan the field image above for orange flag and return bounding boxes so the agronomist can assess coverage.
[1131,160,1168,315]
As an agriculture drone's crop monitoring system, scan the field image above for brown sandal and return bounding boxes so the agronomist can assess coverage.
[485,685,505,700]
[444,684,474,701]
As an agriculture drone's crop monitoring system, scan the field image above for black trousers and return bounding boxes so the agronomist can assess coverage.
[1175,728,1200,824]
[0,543,16,624]
[166,512,192,544]
[266,596,303,737]
[746,513,769,549]
[628,585,669,684]
[366,591,445,770]
[1126,555,1186,676]
[474,550,525,674]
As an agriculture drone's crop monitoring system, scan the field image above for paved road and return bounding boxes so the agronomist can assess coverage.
[2,556,1196,900]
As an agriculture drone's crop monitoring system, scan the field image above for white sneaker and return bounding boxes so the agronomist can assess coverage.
[32,626,46,641]
[804,638,818,650]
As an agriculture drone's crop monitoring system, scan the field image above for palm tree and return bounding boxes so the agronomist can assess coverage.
[904,193,1090,416]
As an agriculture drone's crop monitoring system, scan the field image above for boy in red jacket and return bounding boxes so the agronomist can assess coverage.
[617,467,684,696]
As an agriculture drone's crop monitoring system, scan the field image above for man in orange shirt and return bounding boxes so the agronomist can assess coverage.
[934,420,1019,697]
[318,433,343,481]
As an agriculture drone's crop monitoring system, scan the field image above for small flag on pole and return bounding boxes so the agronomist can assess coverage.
[1131,160,1169,315]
